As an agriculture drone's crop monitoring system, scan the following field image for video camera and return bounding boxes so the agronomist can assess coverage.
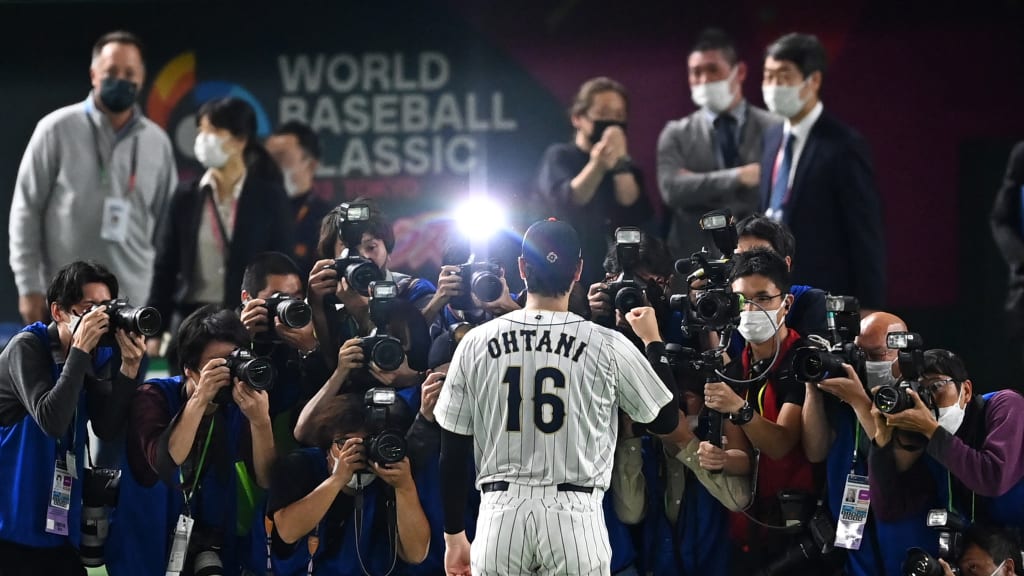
[873,332,934,415]
[792,295,865,382]
[449,257,504,311]
[670,210,744,333]
[89,298,162,347]
[363,387,407,465]
[361,281,406,372]
[254,292,312,344]
[902,509,966,576]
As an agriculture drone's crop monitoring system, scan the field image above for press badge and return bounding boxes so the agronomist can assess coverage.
[100,197,131,243]
[834,473,871,550]
[165,514,194,575]
[44,457,73,536]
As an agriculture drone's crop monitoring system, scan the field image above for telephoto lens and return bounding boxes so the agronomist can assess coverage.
[793,348,846,383]
[193,546,224,576]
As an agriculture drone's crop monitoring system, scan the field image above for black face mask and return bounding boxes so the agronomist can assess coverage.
[589,120,627,145]
[99,77,138,113]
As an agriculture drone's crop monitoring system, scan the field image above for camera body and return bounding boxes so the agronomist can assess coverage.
[223,348,274,397]
[901,509,965,576]
[80,467,120,567]
[364,387,407,465]
[91,298,162,347]
[362,281,406,372]
[450,259,503,311]
[256,292,312,344]
[333,253,384,297]
[757,500,837,576]
[873,332,932,415]
[793,295,865,383]
[603,227,647,318]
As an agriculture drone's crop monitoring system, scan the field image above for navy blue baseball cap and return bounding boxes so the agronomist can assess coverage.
[521,218,582,277]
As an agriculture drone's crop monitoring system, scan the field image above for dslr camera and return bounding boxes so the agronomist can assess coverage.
[449,256,504,311]
[333,251,384,297]
[757,497,838,576]
[793,295,866,382]
[254,292,312,344]
[602,227,648,319]
[363,387,407,465]
[90,298,162,347]
[79,467,120,567]
[670,210,743,332]
[360,281,406,372]
[215,348,275,404]
[873,332,934,415]
[902,509,966,576]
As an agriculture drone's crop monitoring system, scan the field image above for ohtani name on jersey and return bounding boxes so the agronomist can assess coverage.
[486,330,588,362]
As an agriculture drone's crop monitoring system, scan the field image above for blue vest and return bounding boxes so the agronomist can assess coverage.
[825,405,925,576]
[270,448,399,576]
[0,322,111,549]
[639,436,730,576]
[105,377,247,576]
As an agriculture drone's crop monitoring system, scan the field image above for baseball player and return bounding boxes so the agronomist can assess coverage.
[434,219,686,576]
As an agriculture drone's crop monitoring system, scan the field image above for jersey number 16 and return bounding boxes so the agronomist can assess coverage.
[502,366,566,433]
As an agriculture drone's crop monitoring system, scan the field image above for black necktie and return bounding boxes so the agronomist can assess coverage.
[714,114,740,168]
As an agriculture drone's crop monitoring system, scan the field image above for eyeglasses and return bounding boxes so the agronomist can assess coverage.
[742,293,784,308]
[920,378,956,391]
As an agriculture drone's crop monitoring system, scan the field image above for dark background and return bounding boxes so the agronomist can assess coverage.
[1,0,1023,389]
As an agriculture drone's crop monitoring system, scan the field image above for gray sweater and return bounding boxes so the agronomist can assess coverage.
[9,95,178,306]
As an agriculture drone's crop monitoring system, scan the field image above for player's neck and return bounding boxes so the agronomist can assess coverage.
[523,292,570,313]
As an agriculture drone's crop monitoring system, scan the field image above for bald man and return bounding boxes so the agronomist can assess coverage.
[800,311,911,576]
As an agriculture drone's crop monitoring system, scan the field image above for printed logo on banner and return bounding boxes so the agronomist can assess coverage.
[146,51,272,160]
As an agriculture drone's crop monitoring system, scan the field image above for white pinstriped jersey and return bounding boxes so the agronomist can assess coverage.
[434,308,673,490]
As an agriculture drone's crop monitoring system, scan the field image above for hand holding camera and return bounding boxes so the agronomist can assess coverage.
[71,305,109,353]
[816,363,871,408]
[232,379,270,425]
[697,439,729,471]
[434,265,464,305]
[114,328,146,379]
[369,356,418,388]
[704,381,745,415]
[883,388,941,438]
[328,437,366,488]
[587,282,613,322]
[193,358,232,408]
[420,372,445,423]
[372,457,414,492]
[308,259,340,303]
[336,338,366,379]
[240,298,270,338]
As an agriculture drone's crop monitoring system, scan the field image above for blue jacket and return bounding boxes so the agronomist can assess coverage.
[0,322,112,549]
[106,377,248,576]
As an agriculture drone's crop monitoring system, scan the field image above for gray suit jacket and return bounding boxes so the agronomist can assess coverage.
[657,103,781,259]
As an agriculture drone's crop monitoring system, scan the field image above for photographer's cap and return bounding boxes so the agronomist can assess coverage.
[521,218,582,276]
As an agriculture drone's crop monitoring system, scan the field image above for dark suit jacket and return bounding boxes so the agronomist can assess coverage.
[990,142,1024,329]
[148,175,294,332]
[759,111,886,309]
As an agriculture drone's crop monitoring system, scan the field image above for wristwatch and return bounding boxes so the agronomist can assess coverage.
[729,401,754,425]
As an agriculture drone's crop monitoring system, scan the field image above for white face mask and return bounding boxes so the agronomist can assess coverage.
[347,470,376,490]
[865,360,897,388]
[282,168,303,198]
[66,311,83,336]
[691,67,737,113]
[194,132,232,169]
[737,306,783,344]
[762,81,807,118]
[936,385,966,435]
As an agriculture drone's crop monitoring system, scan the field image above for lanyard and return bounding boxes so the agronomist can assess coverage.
[180,417,216,514]
[87,113,139,194]
[947,470,976,523]
[204,185,237,261]
[851,422,862,470]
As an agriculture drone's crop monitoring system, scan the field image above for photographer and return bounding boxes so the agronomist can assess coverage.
[238,252,330,451]
[265,393,430,575]
[105,306,275,576]
[870,351,1024,532]
[800,312,909,576]
[429,239,520,345]
[942,524,1022,576]
[701,248,823,573]
[0,261,143,573]
[337,198,441,322]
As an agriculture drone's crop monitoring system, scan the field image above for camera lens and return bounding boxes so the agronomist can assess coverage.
[874,385,907,414]
[368,430,407,464]
[132,306,162,336]
[793,348,844,383]
[471,271,503,303]
[79,505,108,567]
[371,338,405,372]
[277,299,312,329]
[238,357,274,391]
[194,548,224,576]
[614,286,645,314]
[346,261,384,296]
[902,547,945,576]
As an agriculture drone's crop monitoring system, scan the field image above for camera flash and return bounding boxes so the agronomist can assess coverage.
[700,214,728,231]
[615,228,642,244]
[345,204,370,222]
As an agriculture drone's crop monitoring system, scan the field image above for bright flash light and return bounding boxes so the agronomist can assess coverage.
[453,196,507,241]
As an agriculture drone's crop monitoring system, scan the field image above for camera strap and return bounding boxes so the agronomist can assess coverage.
[946,471,976,523]
[179,417,216,517]
[352,487,399,576]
